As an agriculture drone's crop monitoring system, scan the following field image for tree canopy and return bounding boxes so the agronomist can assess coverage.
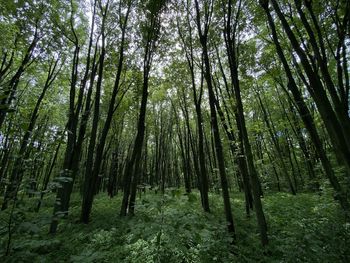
[0,0,349,262]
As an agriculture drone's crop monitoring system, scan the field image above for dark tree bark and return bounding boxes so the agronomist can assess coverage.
[223,0,268,246]
[178,9,210,211]
[0,46,15,85]
[215,48,253,215]
[36,136,62,212]
[276,86,317,185]
[269,0,350,178]
[256,91,296,195]
[173,103,192,194]
[260,0,349,210]
[50,0,99,233]
[81,0,131,223]
[0,22,40,127]
[194,0,236,237]
[120,0,166,216]
[2,58,59,210]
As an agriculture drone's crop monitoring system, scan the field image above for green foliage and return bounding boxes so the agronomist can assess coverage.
[121,192,234,263]
[1,1,348,262]
[1,190,348,262]
[262,192,350,263]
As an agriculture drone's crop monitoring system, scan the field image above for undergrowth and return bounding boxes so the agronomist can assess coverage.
[0,188,349,262]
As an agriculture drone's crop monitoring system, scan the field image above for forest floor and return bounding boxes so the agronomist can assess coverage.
[0,188,349,263]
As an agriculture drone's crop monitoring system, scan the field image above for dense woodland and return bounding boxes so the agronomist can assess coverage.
[0,0,349,262]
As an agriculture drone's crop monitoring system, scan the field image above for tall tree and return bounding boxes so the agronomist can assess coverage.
[1,58,60,210]
[81,0,131,223]
[259,0,349,210]
[193,0,236,237]
[269,0,350,178]
[222,0,268,245]
[177,1,210,212]
[50,0,92,233]
[120,0,167,216]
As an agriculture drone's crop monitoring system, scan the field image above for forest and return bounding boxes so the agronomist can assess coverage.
[0,0,349,262]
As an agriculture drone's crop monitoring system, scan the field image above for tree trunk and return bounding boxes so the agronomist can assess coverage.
[194,0,236,237]
[224,0,268,246]
[261,0,349,210]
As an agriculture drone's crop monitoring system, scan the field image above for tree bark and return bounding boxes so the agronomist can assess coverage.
[194,0,236,237]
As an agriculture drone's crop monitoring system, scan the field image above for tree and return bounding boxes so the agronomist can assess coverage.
[193,0,236,237]
[259,0,349,210]
[222,0,268,245]
[120,0,168,216]
[81,0,132,223]
[2,58,60,210]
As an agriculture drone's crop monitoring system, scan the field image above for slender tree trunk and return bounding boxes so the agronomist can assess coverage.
[0,24,40,127]
[121,3,165,216]
[224,0,268,246]
[178,15,210,211]
[2,59,59,210]
[270,0,350,178]
[36,139,62,212]
[80,2,108,223]
[261,0,349,210]
[256,92,296,194]
[60,0,99,214]
[194,0,235,237]
[80,1,130,223]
